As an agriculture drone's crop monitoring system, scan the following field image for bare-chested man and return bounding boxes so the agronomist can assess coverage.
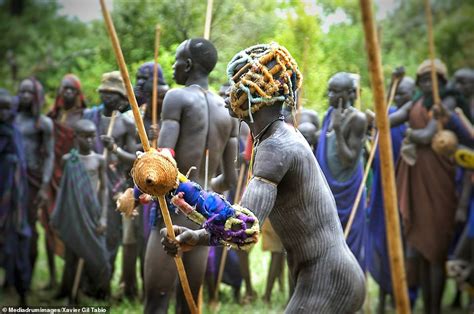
[315,72,368,269]
[162,43,365,313]
[144,38,238,314]
[15,78,54,285]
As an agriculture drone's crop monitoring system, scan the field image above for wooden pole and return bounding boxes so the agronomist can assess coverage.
[99,1,197,313]
[424,0,443,132]
[296,38,309,126]
[424,0,441,106]
[152,25,161,149]
[203,0,213,40]
[359,0,411,313]
[158,196,198,314]
[344,77,399,238]
[71,258,85,302]
[99,0,150,152]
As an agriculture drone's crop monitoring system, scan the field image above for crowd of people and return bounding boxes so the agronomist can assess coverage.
[1,37,473,313]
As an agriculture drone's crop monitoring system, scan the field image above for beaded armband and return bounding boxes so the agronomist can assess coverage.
[171,181,259,250]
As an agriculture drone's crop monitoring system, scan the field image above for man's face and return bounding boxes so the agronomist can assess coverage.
[76,128,96,152]
[19,80,34,108]
[100,91,127,112]
[0,96,12,122]
[135,67,152,101]
[327,79,351,108]
[394,82,414,108]
[418,73,434,96]
[455,73,474,98]
[61,80,79,107]
[173,42,190,85]
[223,87,239,119]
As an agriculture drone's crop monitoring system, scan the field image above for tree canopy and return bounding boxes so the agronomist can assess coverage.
[1,0,472,114]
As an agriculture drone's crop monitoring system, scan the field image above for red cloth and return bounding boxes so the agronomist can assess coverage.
[396,100,457,264]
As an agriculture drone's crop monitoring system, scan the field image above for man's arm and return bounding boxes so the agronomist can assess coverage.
[406,118,438,145]
[161,137,288,253]
[42,116,55,186]
[334,111,367,168]
[211,119,238,193]
[389,101,412,127]
[158,89,185,150]
[98,155,108,233]
[36,116,54,206]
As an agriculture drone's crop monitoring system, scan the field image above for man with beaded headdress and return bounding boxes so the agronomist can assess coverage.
[161,43,365,312]
[143,38,238,314]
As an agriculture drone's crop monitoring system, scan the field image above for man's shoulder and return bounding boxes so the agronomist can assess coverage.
[38,114,53,131]
[347,109,367,127]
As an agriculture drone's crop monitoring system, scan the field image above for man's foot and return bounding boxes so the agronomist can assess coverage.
[241,290,257,304]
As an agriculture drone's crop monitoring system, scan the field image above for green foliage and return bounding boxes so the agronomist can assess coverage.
[1,0,472,115]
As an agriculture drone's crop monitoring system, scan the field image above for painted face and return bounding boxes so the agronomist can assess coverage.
[173,41,190,85]
[417,73,433,96]
[394,82,414,108]
[61,80,79,107]
[135,66,152,101]
[76,129,96,152]
[454,72,474,97]
[0,96,12,122]
[19,79,35,108]
[100,91,127,112]
[327,79,352,108]
[223,88,238,118]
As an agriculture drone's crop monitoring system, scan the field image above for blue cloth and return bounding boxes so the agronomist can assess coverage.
[316,107,367,269]
[0,121,31,295]
[366,106,406,294]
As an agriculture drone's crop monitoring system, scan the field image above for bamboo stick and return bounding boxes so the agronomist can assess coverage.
[152,25,161,149]
[203,0,213,40]
[99,0,149,152]
[359,0,411,312]
[99,1,197,313]
[158,196,198,314]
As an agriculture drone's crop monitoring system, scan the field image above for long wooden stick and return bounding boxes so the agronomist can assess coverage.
[296,38,309,126]
[158,196,198,314]
[344,78,399,238]
[99,1,197,313]
[359,1,411,312]
[71,258,85,302]
[152,25,161,149]
[103,110,117,161]
[203,0,213,40]
[99,0,149,152]
[424,0,443,131]
[424,0,441,106]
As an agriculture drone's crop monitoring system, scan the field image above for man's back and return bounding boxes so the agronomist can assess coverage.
[159,85,236,187]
